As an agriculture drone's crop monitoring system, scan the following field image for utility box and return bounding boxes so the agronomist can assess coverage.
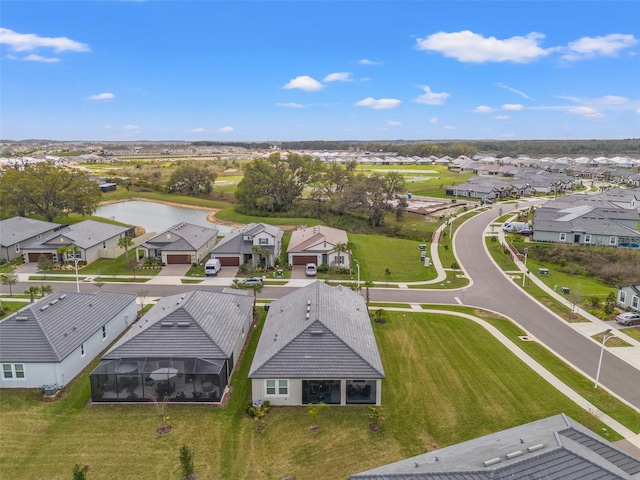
[538,268,549,276]
[424,257,431,267]
[419,244,427,250]
[561,287,570,295]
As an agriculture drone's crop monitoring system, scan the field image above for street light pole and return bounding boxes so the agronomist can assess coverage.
[595,329,615,389]
[74,257,81,293]
[353,259,360,291]
[522,248,528,288]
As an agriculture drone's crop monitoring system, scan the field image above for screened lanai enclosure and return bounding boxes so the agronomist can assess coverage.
[90,357,228,403]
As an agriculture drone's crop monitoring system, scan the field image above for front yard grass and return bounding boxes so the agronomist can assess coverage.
[0,301,28,319]
[0,311,619,480]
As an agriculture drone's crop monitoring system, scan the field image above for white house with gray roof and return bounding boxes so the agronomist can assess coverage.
[90,289,253,403]
[21,219,134,264]
[350,413,640,479]
[249,281,385,406]
[0,216,65,262]
[210,222,283,267]
[136,222,218,265]
[617,284,640,312]
[287,225,350,267]
[0,291,137,390]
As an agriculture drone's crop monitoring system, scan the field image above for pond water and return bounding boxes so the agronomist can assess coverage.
[94,201,233,235]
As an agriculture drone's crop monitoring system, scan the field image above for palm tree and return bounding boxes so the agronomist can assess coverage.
[1,272,18,297]
[363,280,374,309]
[25,286,39,303]
[39,284,53,297]
[118,236,134,259]
[57,246,69,266]
[251,245,262,268]
[334,242,348,269]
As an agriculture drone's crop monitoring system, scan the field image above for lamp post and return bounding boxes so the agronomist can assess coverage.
[353,259,360,291]
[594,329,615,389]
[522,248,528,288]
[74,257,81,293]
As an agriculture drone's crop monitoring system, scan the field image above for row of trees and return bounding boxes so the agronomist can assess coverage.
[235,153,406,227]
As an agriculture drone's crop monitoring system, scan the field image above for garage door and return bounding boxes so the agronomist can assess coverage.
[292,255,317,265]
[218,256,240,266]
[28,253,53,262]
[166,254,191,264]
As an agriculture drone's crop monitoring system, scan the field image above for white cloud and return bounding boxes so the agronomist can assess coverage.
[494,115,510,120]
[355,97,401,109]
[561,34,638,61]
[414,86,450,105]
[89,92,114,101]
[0,27,89,53]
[474,105,494,113]
[23,53,60,63]
[358,59,381,65]
[497,83,533,100]
[123,124,139,130]
[324,72,352,82]
[430,117,439,123]
[568,107,605,119]
[219,126,234,133]
[502,104,524,111]
[387,121,402,126]
[592,95,628,106]
[276,102,306,108]
[416,30,549,63]
[443,125,457,130]
[283,75,323,91]
[636,109,640,114]
[189,128,205,133]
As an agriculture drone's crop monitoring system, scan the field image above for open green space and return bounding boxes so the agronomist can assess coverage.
[0,311,614,480]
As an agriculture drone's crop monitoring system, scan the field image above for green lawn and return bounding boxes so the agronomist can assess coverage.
[77,253,161,277]
[0,300,28,319]
[0,311,617,480]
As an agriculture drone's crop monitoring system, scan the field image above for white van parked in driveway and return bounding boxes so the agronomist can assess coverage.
[204,258,222,276]
[502,221,529,233]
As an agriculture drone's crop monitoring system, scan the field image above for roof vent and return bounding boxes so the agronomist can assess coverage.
[310,330,323,335]
[50,299,58,305]
[59,294,67,300]
[527,444,545,452]
[505,450,523,460]
[15,315,28,321]
[160,322,174,327]
[306,313,310,320]
[177,322,189,327]
[482,457,502,467]
[40,304,50,311]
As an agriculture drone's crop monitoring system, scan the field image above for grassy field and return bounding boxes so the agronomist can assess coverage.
[0,311,617,480]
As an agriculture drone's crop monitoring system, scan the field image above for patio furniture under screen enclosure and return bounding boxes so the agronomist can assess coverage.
[90,357,228,403]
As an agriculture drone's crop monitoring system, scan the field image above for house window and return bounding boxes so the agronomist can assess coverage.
[619,291,627,303]
[2,364,24,379]
[265,379,288,396]
[609,236,617,245]
[81,343,85,357]
[15,243,20,252]
[102,241,106,248]
[584,235,591,244]
[258,237,268,245]
[335,255,344,264]
[633,296,639,310]
[102,325,107,340]
[559,233,566,241]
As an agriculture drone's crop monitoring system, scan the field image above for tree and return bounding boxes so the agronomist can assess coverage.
[72,464,89,480]
[342,172,406,227]
[334,242,349,269]
[39,284,53,297]
[25,286,39,303]
[125,255,138,282]
[1,272,18,297]
[178,445,196,479]
[363,280,374,308]
[384,268,391,287]
[137,288,149,314]
[57,246,69,266]
[307,401,328,432]
[167,165,217,196]
[0,163,102,222]
[37,255,54,279]
[118,236,133,257]
[368,406,386,432]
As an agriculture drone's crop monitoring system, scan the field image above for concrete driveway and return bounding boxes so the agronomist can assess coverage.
[291,266,315,279]
[158,264,190,276]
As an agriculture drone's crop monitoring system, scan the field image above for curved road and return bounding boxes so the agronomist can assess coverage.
[5,206,639,409]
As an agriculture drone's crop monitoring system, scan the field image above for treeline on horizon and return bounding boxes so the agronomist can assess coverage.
[191,139,640,158]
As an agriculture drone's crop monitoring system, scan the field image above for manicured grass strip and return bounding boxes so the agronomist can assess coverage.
[0,310,617,479]
[620,327,640,342]
[181,279,203,284]
[369,302,412,308]
[90,277,149,283]
[485,237,516,271]
[592,332,631,347]
[408,271,469,289]
[29,276,87,282]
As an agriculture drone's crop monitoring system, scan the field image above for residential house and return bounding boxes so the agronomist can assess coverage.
[248,281,385,406]
[0,216,64,262]
[0,291,137,390]
[21,220,134,264]
[287,225,350,267]
[350,413,640,479]
[617,284,640,312]
[532,202,640,247]
[136,222,218,265]
[89,289,253,403]
[209,222,284,267]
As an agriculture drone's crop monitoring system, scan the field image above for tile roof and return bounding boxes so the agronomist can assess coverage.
[249,281,384,379]
[0,216,63,246]
[287,225,348,253]
[22,220,130,250]
[350,414,640,480]
[0,291,137,362]
[104,290,253,359]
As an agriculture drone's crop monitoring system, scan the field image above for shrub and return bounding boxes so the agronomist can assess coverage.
[317,263,329,273]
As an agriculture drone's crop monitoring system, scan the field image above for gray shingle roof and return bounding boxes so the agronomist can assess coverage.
[249,281,384,379]
[533,205,640,237]
[0,291,137,362]
[143,222,218,251]
[0,216,63,247]
[350,414,640,480]
[22,220,130,250]
[211,222,283,255]
[104,290,253,359]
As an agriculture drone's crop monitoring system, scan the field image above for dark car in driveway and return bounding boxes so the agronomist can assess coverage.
[616,312,640,326]
[518,227,533,236]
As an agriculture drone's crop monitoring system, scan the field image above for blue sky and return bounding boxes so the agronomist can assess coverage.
[1,1,639,142]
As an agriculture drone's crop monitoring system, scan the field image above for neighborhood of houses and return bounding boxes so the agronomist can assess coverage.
[1,152,640,476]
